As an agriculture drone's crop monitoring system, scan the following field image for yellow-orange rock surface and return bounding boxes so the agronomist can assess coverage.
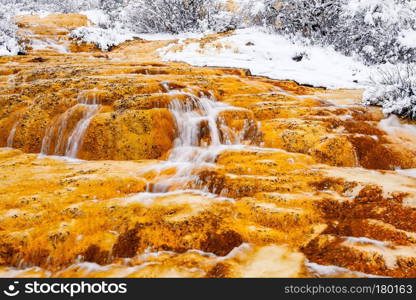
[0,14,416,278]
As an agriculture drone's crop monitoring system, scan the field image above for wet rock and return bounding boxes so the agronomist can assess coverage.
[112,229,140,258]
[200,230,243,256]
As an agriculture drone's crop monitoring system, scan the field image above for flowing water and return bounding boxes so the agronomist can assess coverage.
[64,104,100,158]
[146,89,260,194]
[6,120,19,148]
[37,86,258,181]
[40,92,101,158]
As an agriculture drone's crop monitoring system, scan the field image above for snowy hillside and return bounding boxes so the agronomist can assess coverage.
[160,27,374,89]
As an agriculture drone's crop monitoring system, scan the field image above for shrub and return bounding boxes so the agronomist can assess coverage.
[274,0,342,42]
[70,26,138,51]
[262,0,416,65]
[364,64,416,120]
[0,4,23,56]
[337,0,416,64]
[124,0,239,34]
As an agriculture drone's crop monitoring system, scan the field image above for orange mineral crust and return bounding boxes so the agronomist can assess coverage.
[0,13,416,278]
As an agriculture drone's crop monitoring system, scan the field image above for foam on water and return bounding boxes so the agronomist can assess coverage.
[379,115,416,136]
[343,236,388,248]
[36,153,85,163]
[305,261,386,278]
[122,189,235,206]
[397,168,416,178]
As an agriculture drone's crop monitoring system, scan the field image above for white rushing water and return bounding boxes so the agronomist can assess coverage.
[41,92,101,158]
[147,89,259,194]
[64,104,100,158]
[6,120,19,148]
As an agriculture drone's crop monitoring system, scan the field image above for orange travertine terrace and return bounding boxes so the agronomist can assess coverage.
[0,13,416,278]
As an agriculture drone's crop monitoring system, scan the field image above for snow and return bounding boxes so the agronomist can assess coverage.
[0,0,414,101]
[138,32,204,41]
[0,4,22,56]
[0,35,21,56]
[70,26,139,51]
[344,0,416,26]
[364,64,416,120]
[29,37,69,53]
[81,9,110,27]
[399,29,416,48]
[159,28,374,89]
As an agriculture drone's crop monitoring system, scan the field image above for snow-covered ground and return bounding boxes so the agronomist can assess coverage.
[1,0,415,97]
[70,26,139,52]
[159,28,376,89]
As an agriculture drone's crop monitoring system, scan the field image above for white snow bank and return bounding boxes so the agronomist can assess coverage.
[0,34,21,56]
[399,29,416,48]
[29,37,69,53]
[160,28,374,89]
[0,7,23,56]
[81,9,110,27]
[364,64,416,120]
[345,0,416,27]
[70,26,139,51]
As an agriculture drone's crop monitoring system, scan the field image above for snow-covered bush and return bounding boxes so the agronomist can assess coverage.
[1,0,97,14]
[0,4,24,56]
[337,0,416,64]
[124,0,239,34]
[84,0,126,27]
[0,0,125,24]
[0,0,129,55]
[274,0,342,42]
[70,26,138,51]
[364,64,416,120]
[262,0,416,65]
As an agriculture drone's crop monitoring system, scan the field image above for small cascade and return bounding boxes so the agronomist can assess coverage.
[147,89,260,193]
[41,91,101,158]
[6,120,19,148]
[64,104,100,158]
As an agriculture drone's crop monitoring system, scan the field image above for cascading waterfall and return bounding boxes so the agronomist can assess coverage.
[147,90,259,194]
[6,120,19,148]
[40,92,101,158]
[64,104,100,158]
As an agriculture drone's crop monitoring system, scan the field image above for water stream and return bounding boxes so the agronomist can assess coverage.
[146,89,259,194]
[6,120,19,148]
[40,93,101,158]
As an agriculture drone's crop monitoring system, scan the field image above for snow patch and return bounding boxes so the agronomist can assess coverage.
[160,28,374,89]
[70,26,139,51]
[81,9,110,27]
[399,29,416,49]
[138,32,204,42]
